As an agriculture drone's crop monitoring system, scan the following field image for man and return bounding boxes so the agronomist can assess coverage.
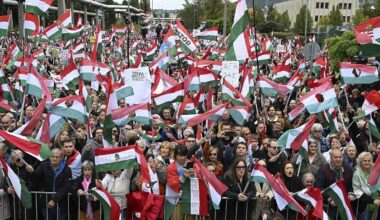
[315,149,355,219]
[161,108,173,122]
[30,148,72,220]
[264,139,286,175]
[63,139,82,180]
[23,105,34,123]
[82,127,104,163]
[212,123,235,171]
[310,123,329,153]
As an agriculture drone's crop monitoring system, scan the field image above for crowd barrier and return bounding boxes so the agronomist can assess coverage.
[0,191,379,220]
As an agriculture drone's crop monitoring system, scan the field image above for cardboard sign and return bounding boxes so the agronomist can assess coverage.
[220,61,239,88]
[122,67,152,105]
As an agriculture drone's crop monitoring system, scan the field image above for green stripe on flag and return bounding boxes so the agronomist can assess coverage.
[95,159,136,173]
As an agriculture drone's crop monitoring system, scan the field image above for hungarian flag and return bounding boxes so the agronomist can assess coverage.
[0,101,17,114]
[295,187,329,220]
[368,114,380,140]
[355,16,380,57]
[181,177,208,216]
[103,77,119,147]
[178,101,231,127]
[211,48,226,58]
[88,186,121,220]
[227,106,252,126]
[225,0,251,61]
[4,43,23,68]
[196,26,220,40]
[127,191,164,220]
[0,130,51,161]
[43,22,62,40]
[277,115,317,152]
[91,24,103,61]
[0,15,10,37]
[0,158,32,209]
[0,84,13,104]
[368,152,380,192]
[33,50,45,60]
[48,95,87,123]
[176,98,196,118]
[25,0,53,16]
[111,103,151,126]
[73,40,85,53]
[175,18,198,54]
[79,59,110,81]
[273,64,291,83]
[299,81,338,114]
[160,27,177,56]
[164,184,181,220]
[35,113,65,144]
[195,60,223,73]
[56,9,72,28]
[149,51,170,71]
[221,78,251,107]
[25,65,51,101]
[94,146,137,173]
[62,25,84,41]
[287,68,302,87]
[151,67,177,95]
[14,98,46,136]
[60,59,80,90]
[322,179,355,220]
[145,41,158,60]
[114,26,126,35]
[339,62,379,84]
[354,90,380,120]
[114,82,134,101]
[257,75,293,97]
[153,82,184,112]
[250,164,307,216]
[249,50,271,65]
[24,13,39,37]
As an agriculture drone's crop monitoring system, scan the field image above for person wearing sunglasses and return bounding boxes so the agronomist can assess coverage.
[221,158,255,219]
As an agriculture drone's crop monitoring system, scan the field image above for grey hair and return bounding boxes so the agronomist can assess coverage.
[81,160,94,171]
[356,151,373,167]
[311,123,323,132]
[51,147,62,155]
[302,172,315,182]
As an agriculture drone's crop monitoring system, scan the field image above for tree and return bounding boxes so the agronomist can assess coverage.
[130,0,140,8]
[329,5,343,26]
[267,6,280,23]
[352,9,369,25]
[362,0,377,18]
[205,0,223,20]
[278,10,291,29]
[324,31,360,73]
[105,0,116,27]
[294,5,313,34]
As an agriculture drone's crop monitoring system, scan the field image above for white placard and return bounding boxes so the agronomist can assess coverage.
[122,67,151,105]
[220,61,239,88]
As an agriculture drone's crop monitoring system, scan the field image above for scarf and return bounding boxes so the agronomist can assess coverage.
[82,177,93,220]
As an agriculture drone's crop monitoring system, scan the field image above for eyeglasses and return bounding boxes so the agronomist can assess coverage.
[209,153,217,156]
[236,166,246,170]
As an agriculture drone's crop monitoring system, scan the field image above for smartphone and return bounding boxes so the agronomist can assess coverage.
[225,131,237,137]
[185,162,194,169]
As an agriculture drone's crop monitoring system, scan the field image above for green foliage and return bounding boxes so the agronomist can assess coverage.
[105,0,116,28]
[329,5,343,26]
[249,8,265,26]
[205,0,223,20]
[130,0,140,8]
[352,9,369,25]
[267,6,280,23]
[294,5,313,34]
[324,31,360,73]
[278,11,291,29]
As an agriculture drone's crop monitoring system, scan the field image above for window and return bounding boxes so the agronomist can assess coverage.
[348,3,352,9]
[325,2,329,9]
[320,2,324,8]
[338,3,342,9]
[347,16,351,22]
[315,15,319,22]
[316,2,320,8]
[343,16,346,22]
[343,3,347,9]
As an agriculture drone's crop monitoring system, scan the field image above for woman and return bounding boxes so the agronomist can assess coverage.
[72,161,100,220]
[203,145,224,176]
[323,135,342,162]
[353,152,380,220]
[234,142,253,172]
[53,129,69,149]
[292,139,328,177]
[222,158,256,220]
[344,144,357,169]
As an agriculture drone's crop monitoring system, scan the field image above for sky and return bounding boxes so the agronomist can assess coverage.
[152,0,185,10]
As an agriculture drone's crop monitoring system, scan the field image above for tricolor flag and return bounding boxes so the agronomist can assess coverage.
[48,95,88,123]
[91,24,103,61]
[164,184,181,220]
[72,40,85,53]
[43,22,62,40]
[62,25,84,41]
[4,43,23,68]
[33,50,45,60]
[0,15,10,37]
[227,106,251,126]
[79,59,110,81]
[24,13,39,37]
[273,64,291,83]
[103,77,119,147]
[35,113,65,144]
[355,16,380,57]
[176,98,196,118]
[0,158,32,209]
[322,179,355,220]
[153,82,184,112]
[145,42,158,60]
[160,27,177,56]
[250,164,307,216]
[368,114,380,140]
[225,0,251,61]
[149,51,170,71]
[0,84,13,104]
[299,81,338,114]
[181,177,208,216]
[175,19,198,54]
[0,130,51,161]
[354,90,380,120]
[88,186,121,220]
[295,187,329,220]
[25,65,51,100]
[339,62,379,84]
[249,50,271,65]
[0,101,17,114]
[114,83,134,101]
[25,0,53,16]
[114,26,126,35]
[94,146,137,173]
[196,26,220,40]
[60,59,80,90]
[14,98,46,136]
[151,67,177,95]
[287,68,302,87]
[56,9,73,28]
[240,64,254,99]
[111,103,151,126]
[277,115,317,152]
[221,78,251,107]
[369,152,380,192]
[257,75,293,97]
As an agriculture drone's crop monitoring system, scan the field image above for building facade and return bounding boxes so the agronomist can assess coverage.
[273,0,360,28]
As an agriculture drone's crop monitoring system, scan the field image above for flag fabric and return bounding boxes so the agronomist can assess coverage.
[0,130,51,161]
[79,59,110,81]
[4,44,23,68]
[369,152,380,192]
[355,16,380,57]
[149,51,171,71]
[36,113,65,144]
[196,27,220,40]
[368,114,380,139]
[94,146,137,172]
[43,22,62,40]
[249,51,271,65]
[339,62,379,84]
[164,184,181,220]
[322,179,355,220]
[151,67,177,95]
[160,27,177,56]
[354,90,380,120]
[25,0,53,16]
[250,164,307,215]
[227,106,251,126]
[277,115,317,152]
[25,65,51,100]
[221,78,251,107]
[14,98,46,136]
[294,187,329,220]
[33,50,45,60]
[88,186,121,220]
[60,59,80,90]
[287,68,302,87]
[24,13,39,37]
[181,177,208,216]
[62,25,84,41]
[111,103,151,126]
[299,81,338,114]
[273,64,291,83]
[145,42,158,60]
[225,0,251,61]
[103,78,119,147]
[56,9,72,28]
[92,24,103,61]
[48,95,87,123]
[175,19,198,54]
[153,83,184,112]
[0,15,10,37]
[0,158,32,209]
[257,75,293,97]
[73,40,85,53]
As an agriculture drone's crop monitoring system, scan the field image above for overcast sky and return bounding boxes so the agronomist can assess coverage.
[113,0,186,10]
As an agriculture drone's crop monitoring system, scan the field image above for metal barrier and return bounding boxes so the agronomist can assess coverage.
[2,191,380,220]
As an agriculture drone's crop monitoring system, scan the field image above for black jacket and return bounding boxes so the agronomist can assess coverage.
[71,175,100,212]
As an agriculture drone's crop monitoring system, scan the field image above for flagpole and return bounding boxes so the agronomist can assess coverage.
[19,91,27,124]
[343,86,350,108]
[337,105,346,130]
[297,160,302,177]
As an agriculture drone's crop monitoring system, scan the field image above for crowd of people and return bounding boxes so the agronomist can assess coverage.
[0,7,379,220]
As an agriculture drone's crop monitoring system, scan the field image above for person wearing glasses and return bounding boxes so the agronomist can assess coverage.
[310,123,329,153]
[222,158,255,220]
[203,145,224,177]
[264,139,287,175]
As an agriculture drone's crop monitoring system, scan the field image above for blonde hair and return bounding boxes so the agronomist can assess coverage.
[158,141,174,158]
[356,151,373,168]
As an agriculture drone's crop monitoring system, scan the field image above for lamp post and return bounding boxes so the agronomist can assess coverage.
[223,0,227,37]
